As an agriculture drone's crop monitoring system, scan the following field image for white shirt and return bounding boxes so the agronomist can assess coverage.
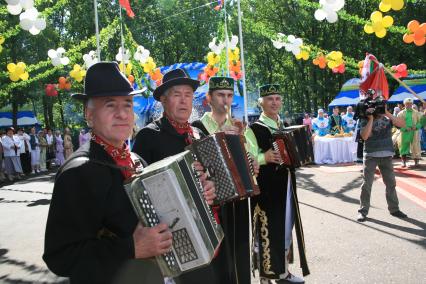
[18,133,31,154]
[46,134,54,145]
[2,135,22,157]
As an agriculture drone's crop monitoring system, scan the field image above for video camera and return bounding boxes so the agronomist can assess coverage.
[355,89,386,119]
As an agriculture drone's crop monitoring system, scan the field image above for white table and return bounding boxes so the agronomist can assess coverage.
[314,136,357,164]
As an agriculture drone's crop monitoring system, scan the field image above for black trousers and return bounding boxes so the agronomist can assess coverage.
[20,152,31,174]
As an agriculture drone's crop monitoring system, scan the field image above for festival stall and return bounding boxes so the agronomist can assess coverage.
[388,77,426,103]
[328,78,361,108]
[0,111,39,128]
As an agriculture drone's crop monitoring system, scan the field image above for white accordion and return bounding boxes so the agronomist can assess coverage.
[125,150,224,277]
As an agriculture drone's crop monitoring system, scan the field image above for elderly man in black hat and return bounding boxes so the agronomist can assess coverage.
[43,62,213,283]
[245,85,309,284]
[133,69,222,284]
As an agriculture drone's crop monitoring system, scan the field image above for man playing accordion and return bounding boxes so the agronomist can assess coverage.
[245,84,309,284]
[43,63,216,284]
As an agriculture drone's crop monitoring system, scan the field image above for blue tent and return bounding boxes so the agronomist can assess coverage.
[329,78,361,107]
[388,78,426,103]
[0,111,38,127]
[133,62,252,128]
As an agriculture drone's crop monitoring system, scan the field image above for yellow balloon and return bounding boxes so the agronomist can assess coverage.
[379,2,391,12]
[0,36,4,44]
[371,11,383,23]
[372,22,384,32]
[376,29,387,38]
[7,63,17,72]
[364,24,374,34]
[335,51,343,59]
[328,61,336,69]
[391,0,404,10]
[382,16,394,28]
[10,73,20,81]
[382,0,391,4]
[20,72,29,81]
[295,53,302,60]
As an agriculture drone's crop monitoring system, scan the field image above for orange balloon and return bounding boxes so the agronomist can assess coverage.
[407,20,419,32]
[403,33,414,43]
[59,76,66,84]
[419,23,426,33]
[128,74,135,83]
[414,37,425,46]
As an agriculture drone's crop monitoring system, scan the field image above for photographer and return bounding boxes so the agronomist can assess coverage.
[357,89,407,222]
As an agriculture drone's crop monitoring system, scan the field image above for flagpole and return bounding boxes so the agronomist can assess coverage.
[94,0,101,60]
[223,0,230,77]
[370,57,425,104]
[119,4,126,75]
[236,0,253,278]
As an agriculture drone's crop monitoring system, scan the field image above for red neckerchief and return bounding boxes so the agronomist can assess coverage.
[164,114,194,145]
[92,134,134,179]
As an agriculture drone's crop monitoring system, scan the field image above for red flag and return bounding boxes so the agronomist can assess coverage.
[359,54,389,100]
[119,0,135,18]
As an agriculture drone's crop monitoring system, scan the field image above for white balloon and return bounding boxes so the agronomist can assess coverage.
[314,9,327,21]
[60,57,70,65]
[287,35,296,43]
[57,47,65,54]
[48,49,57,58]
[20,18,33,30]
[6,0,20,5]
[20,0,34,10]
[51,57,61,66]
[272,40,283,49]
[7,4,22,15]
[22,7,38,20]
[29,27,40,35]
[34,18,46,30]
[326,11,338,23]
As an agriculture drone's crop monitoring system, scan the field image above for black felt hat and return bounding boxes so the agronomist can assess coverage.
[153,68,199,101]
[208,76,234,91]
[71,62,146,101]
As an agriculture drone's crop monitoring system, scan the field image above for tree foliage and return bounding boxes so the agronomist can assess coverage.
[0,0,424,128]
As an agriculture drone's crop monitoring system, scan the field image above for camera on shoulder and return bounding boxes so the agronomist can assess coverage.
[355,89,386,119]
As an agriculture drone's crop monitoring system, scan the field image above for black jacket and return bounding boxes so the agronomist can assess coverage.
[133,116,203,164]
[43,140,140,283]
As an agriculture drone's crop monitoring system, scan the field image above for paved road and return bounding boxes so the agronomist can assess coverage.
[0,159,425,283]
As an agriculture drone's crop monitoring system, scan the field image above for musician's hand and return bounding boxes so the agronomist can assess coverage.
[201,180,216,205]
[133,222,173,259]
[264,149,282,164]
[192,161,217,204]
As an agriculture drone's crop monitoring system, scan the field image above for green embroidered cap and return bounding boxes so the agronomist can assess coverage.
[259,84,281,97]
[209,76,234,91]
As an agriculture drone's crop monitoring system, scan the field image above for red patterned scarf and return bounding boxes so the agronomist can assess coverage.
[164,114,194,145]
[92,134,134,179]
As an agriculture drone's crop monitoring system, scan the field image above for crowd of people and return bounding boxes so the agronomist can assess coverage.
[0,127,91,182]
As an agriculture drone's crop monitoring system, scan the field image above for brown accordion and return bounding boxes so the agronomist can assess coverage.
[186,132,260,204]
[272,125,314,168]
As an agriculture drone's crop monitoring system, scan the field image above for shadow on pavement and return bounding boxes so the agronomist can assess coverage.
[0,188,52,195]
[27,199,51,207]
[367,217,426,238]
[297,172,361,205]
[299,201,426,249]
[0,248,68,283]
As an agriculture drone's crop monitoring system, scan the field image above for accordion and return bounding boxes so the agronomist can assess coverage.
[125,150,224,277]
[284,125,314,165]
[272,125,314,168]
[186,132,260,204]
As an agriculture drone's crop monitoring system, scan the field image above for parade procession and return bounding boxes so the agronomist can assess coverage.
[0,1,425,284]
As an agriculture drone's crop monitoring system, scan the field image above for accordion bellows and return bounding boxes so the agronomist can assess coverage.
[125,151,224,277]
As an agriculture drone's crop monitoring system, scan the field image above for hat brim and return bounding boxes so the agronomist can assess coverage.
[71,87,147,101]
[153,78,200,101]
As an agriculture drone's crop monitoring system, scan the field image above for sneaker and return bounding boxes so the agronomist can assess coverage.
[357,213,367,222]
[276,273,305,284]
[390,210,407,218]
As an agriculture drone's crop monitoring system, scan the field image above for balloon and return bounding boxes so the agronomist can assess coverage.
[371,11,382,23]
[364,24,374,34]
[403,20,425,46]
[7,62,29,82]
[390,0,403,10]
[7,4,22,15]
[376,29,387,38]
[382,16,393,28]
[128,75,135,83]
[379,2,391,12]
